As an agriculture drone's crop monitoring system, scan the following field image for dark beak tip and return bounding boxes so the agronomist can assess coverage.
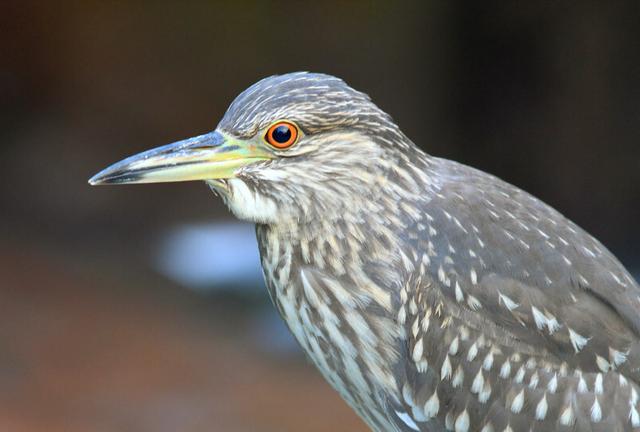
[88,171,108,186]
[88,169,120,186]
[88,168,142,186]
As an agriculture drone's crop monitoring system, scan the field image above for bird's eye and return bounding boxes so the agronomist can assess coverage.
[265,121,299,149]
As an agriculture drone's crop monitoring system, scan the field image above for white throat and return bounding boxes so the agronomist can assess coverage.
[209,178,280,224]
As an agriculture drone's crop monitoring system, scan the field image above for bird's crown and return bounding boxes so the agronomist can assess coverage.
[219,72,394,139]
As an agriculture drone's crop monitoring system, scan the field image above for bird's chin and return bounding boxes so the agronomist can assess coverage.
[207,178,280,224]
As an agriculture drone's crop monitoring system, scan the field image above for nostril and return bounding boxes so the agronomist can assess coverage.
[218,144,240,152]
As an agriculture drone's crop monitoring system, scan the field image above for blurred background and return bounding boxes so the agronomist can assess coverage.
[1,2,639,431]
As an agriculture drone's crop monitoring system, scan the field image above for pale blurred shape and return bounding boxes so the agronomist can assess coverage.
[154,221,265,292]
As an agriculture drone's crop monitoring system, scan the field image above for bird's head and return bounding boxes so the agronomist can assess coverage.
[90,72,421,224]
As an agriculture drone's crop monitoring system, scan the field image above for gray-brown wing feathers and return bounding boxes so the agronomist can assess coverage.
[396,158,640,431]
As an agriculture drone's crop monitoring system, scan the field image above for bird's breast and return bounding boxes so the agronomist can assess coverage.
[255,223,408,431]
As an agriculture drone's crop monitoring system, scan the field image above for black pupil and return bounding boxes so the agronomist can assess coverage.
[272,125,291,143]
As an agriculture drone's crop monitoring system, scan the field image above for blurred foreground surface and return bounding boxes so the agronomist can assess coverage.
[0,237,366,432]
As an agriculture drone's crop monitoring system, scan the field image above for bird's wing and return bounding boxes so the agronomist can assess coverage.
[393,158,640,431]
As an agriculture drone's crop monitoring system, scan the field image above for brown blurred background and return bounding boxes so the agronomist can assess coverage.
[1,2,639,431]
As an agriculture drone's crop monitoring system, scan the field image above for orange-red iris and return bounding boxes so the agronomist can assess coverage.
[265,121,299,149]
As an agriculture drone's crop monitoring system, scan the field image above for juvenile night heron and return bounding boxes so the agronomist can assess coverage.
[90,72,640,431]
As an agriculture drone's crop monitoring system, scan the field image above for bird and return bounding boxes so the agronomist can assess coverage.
[89,72,640,432]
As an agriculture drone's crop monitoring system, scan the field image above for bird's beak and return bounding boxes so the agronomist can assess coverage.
[88,131,271,185]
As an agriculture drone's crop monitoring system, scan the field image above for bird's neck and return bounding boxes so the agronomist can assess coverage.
[254,151,439,305]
